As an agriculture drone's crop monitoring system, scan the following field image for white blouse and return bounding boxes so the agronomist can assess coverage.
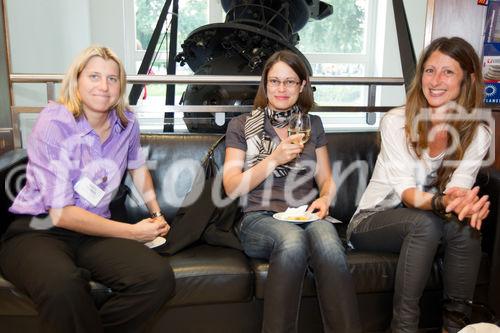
[348,106,492,234]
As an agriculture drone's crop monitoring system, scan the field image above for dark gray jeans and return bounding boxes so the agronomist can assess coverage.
[350,208,481,333]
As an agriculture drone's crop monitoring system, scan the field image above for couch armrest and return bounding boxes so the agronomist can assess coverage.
[0,149,28,235]
[476,168,500,313]
[0,149,27,173]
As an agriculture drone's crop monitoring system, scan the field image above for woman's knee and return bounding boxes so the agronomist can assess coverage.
[30,271,91,306]
[140,260,175,299]
[409,211,443,242]
[444,218,481,244]
[307,221,342,246]
[277,229,307,249]
[273,230,308,263]
[307,222,349,270]
[310,222,344,251]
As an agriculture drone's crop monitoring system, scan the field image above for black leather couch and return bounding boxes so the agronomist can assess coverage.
[0,132,499,332]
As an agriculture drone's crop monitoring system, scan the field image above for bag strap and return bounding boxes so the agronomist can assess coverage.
[201,134,226,165]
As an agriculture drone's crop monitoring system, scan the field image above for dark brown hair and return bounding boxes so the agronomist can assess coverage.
[253,50,315,112]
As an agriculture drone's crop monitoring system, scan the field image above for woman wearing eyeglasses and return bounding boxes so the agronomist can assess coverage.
[223,50,361,333]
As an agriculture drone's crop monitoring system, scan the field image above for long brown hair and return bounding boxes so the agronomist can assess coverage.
[405,37,484,191]
[59,45,129,127]
[253,50,315,112]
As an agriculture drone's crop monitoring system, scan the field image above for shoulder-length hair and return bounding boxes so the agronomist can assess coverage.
[59,45,129,127]
[253,50,315,113]
[404,37,485,191]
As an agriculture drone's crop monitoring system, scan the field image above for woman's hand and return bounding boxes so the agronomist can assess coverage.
[445,186,490,230]
[153,215,170,237]
[131,218,170,242]
[307,196,330,219]
[269,134,304,166]
[445,187,477,215]
[469,200,490,230]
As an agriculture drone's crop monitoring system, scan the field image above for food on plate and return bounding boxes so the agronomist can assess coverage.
[287,215,309,221]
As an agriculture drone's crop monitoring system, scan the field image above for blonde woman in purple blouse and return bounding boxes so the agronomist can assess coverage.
[0,46,174,333]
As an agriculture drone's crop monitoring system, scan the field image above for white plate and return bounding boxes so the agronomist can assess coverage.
[273,212,319,223]
[144,236,167,248]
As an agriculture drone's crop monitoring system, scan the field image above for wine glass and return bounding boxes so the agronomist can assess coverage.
[287,112,311,168]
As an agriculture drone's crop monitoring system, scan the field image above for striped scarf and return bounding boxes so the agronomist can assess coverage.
[244,106,298,177]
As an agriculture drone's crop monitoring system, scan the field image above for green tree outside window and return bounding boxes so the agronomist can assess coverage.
[297,0,365,54]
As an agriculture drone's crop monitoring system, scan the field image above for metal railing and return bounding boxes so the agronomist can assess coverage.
[8,74,406,148]
[9,73,405,104]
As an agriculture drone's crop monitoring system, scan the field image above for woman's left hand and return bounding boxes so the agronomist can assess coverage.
[445,186,490,230]
[445,187,480,217]
[469,200,490,230]
[307,197,330,219]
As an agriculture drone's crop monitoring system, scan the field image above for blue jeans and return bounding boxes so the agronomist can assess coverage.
[350,208,482,333]
[236,211,361,333]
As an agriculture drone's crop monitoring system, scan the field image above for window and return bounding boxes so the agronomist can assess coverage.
[298,0,370,107]
[134,0,209,106]
[133,0,212,131]
[297,0,382,130]
[131,0,407,132]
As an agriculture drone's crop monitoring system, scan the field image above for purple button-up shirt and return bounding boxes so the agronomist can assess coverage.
[10,102,145,218]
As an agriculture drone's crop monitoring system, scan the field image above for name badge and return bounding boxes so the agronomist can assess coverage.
[74,177,105,207]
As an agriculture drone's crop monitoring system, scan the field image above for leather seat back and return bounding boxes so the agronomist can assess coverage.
[124,132,379,225]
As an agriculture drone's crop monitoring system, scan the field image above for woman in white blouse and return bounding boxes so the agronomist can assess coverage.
[348,37,492,333]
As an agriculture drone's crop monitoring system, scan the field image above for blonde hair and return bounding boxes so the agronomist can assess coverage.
[405,37,485,192]
[59,45,129,127]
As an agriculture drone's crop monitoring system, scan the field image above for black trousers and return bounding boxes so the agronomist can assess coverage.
[0,215,175,333]
[350,208,481,333]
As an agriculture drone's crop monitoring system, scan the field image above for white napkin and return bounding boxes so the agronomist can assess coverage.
[144,236,167,248]
[284,205,308,216]
[282,205,342,224]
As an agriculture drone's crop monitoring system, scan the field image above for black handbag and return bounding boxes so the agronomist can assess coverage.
[160,135,242,255]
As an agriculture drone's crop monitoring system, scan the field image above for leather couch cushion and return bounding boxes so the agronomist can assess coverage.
[124,132,379,226]
[167,245,253,307]
[0,245,252,314]
[0,278,110,316]
[250,251,443,299]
